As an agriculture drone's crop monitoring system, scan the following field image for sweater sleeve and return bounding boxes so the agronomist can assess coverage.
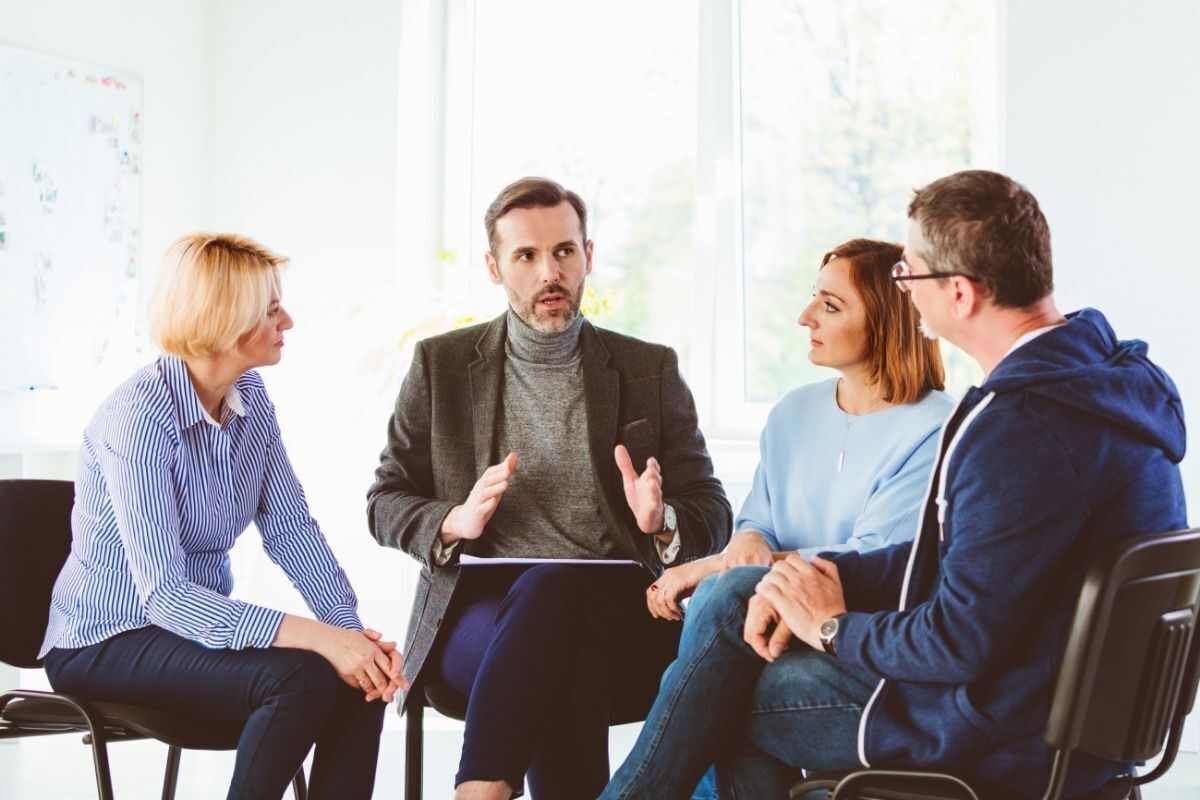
[732,424,780,550]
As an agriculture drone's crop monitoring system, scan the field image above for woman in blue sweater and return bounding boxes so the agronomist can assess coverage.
[641,238,954,800]
[646,238,953,619]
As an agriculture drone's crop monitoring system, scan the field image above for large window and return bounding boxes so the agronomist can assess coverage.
[427,0,998,436]
[740,0,997,403]
[438,0,699,363]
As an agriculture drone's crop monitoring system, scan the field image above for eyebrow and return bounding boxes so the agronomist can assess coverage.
[818,289,848,305]
[508,240,580,259]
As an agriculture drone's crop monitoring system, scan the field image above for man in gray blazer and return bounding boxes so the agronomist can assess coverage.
[367,176,731,800]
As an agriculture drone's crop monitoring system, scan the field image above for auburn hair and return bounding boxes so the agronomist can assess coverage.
[822,238,944,404]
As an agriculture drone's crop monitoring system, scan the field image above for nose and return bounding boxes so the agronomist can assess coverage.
[536,254,562,283]
[280,307,294,332]
[798,300,816,329]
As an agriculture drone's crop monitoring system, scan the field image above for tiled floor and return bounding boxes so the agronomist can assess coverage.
[1,719,1197,798]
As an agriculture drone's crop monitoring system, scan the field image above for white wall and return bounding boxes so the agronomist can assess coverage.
[0,0,216,262]
[0,0,216,455]
[209,0,411,641]
[0,0,216,689]
[1005,0,1200,504]
[1005,0,1200,752]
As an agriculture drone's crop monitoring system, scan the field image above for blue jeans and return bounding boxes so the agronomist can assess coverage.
[43,625,385,800]
[601,566,878,800]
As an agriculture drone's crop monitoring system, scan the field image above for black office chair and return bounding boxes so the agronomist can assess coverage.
[790,527,1200,800]
[0,478,307,800]
[403,675,469,800]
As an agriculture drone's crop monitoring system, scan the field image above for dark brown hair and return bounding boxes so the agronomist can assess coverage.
[484,177,588,254]
[822,238,945,405]
[907,170,1053,308]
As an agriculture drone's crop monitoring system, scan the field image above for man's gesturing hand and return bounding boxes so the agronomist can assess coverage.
[614,444,665,535]
[441,452,518,543]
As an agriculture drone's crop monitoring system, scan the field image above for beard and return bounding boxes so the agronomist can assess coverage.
[511,281,585,333]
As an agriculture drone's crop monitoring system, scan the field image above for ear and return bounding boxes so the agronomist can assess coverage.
[485,250,503,285]
[950,275,985,320]
[584,240,594,276]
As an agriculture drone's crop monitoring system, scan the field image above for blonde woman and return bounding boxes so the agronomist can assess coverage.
[39,234,401,800]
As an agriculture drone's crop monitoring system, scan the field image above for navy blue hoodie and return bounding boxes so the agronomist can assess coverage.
[829,308,1187,797]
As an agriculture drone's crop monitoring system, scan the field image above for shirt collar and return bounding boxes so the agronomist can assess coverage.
[161,355,247,429]
[199,384,246,427]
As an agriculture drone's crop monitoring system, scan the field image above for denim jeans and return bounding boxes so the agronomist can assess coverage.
[601,566,878,800]
[43,625,385,800]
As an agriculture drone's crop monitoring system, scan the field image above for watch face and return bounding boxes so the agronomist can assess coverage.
[820,617,839,639]
[663,505,677,531]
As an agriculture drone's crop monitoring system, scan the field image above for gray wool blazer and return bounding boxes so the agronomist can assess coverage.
[366,313,732,703]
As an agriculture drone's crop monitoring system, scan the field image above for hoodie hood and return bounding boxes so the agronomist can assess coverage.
[982,308,1185,463]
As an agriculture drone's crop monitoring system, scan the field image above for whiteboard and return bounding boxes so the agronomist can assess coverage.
[0,45,143,392]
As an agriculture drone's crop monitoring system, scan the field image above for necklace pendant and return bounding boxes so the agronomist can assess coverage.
[837,449,845,472]
[842,420,852,432]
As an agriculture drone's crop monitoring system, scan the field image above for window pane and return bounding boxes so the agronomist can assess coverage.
[461,0,699,362]
[740,0,996,402]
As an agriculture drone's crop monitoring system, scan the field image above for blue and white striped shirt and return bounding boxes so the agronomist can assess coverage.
[39,356,362,658]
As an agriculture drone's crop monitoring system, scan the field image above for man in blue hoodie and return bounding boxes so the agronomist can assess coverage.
[600,170,1187,800]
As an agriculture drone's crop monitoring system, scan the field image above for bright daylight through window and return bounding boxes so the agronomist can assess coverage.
[438,0,997,429]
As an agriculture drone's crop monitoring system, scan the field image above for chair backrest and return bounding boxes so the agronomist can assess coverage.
[1045,528,1200,763]
[0,479,75,668]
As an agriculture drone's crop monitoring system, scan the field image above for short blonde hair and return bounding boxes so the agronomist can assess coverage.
[149,233,288,358]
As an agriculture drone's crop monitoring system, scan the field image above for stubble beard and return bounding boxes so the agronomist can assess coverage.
[511,280,585,334]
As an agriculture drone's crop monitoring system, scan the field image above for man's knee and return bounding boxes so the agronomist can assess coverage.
[503,564,581,612]
[710,565,770,609]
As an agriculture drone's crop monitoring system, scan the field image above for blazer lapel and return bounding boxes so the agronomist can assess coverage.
[580,321,619,485]
[468,314,507,476]
[580,323,640,558]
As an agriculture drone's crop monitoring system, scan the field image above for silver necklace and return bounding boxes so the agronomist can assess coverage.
[837,378,886,472]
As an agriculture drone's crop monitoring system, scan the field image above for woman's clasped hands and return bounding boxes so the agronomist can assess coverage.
[318,625,408,703]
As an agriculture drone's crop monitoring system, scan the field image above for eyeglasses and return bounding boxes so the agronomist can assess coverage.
[890,260,972,293]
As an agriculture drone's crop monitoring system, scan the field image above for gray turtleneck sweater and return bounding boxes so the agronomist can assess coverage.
[469,310,618,559]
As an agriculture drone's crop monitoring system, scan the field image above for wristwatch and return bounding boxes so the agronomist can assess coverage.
[661,504,678,535]
[819,614,845,656]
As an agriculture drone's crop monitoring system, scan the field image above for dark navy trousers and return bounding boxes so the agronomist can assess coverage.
[43,626,386,800]
[433,563,681,799]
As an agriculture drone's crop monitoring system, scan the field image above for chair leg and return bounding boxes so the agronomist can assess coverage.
[405,696,424,800]
[160,745,182,800]
[87,730,116,800]
[291,768,308,800]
